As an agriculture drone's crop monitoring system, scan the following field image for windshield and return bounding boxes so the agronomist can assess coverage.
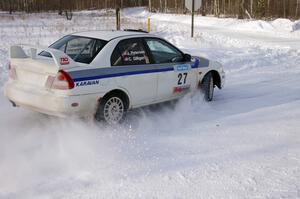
[40,35,107,64]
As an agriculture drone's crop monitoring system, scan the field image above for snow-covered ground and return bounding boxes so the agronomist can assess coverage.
[0,8,300,199]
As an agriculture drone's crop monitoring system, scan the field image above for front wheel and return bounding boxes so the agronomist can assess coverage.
[201,72,214,102]
[95,95,126,125]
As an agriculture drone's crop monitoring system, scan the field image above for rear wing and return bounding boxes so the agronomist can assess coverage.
[10,45,78,69]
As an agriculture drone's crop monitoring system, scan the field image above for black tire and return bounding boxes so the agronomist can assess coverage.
[201,72,214,102]
[95,94,127,125]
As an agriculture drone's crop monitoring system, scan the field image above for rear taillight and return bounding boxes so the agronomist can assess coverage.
[8,61,17,80]
[46,70,74,90]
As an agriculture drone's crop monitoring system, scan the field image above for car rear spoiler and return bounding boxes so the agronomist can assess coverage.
[10,45,78,69]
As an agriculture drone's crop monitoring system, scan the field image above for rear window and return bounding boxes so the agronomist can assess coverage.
[40,35,107,64]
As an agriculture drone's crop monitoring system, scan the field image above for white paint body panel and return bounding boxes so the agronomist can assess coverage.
[4,31,225,117]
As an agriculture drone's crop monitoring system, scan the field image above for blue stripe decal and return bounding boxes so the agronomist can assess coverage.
[73,67,173,82]
[191,57,209,68]
[192,58,200,68]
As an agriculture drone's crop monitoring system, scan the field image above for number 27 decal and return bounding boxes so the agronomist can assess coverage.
[178,73,188,85]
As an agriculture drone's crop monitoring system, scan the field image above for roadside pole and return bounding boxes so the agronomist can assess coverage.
[116,8,121,30]
[185,0,202,38]
[191,0,195,37]
[148,17,151,32]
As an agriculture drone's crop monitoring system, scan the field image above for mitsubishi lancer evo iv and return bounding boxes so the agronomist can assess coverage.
[4,30,225,124]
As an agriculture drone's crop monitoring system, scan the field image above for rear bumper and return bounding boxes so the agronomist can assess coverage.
[4,82,100,117]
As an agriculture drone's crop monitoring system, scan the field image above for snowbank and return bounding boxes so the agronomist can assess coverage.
[292,20,300,31]
[124,7,300,38]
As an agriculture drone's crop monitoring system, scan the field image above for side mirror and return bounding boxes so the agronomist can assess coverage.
[183,53,192,62]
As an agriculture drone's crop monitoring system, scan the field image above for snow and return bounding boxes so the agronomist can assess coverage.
[1,8,300,198]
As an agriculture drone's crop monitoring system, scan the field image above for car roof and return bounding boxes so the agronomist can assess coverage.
[71,30,152,41]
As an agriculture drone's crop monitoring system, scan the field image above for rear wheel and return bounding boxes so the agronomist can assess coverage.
[95,95,126,125]
[201,72,214,101]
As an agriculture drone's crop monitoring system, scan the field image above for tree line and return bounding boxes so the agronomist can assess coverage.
[0,0,148,13]
[149,0,300,19]
[0,0,299,19]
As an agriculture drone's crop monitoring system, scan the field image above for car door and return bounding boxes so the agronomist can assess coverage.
[144,38,197,101]
[111,38,158,107]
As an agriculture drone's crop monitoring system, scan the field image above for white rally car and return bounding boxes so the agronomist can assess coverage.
[4,30,225,124]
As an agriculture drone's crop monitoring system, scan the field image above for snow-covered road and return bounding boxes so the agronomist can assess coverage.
[0,8,300,199]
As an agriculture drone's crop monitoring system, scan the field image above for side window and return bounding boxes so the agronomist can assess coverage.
[111,39,150,66]
[145,38,183,64]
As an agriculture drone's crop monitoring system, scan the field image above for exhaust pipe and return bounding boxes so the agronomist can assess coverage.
[9,100,18,107]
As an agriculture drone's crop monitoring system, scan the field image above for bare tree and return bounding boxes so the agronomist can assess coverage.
[8,0,13,14]
[238,0,245,19]
[159,0,162,12]
[283,0,286,18]
[296,0,300,17]
[58,0,63,15]
[214,0,219,16]
[250,0,253,15]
